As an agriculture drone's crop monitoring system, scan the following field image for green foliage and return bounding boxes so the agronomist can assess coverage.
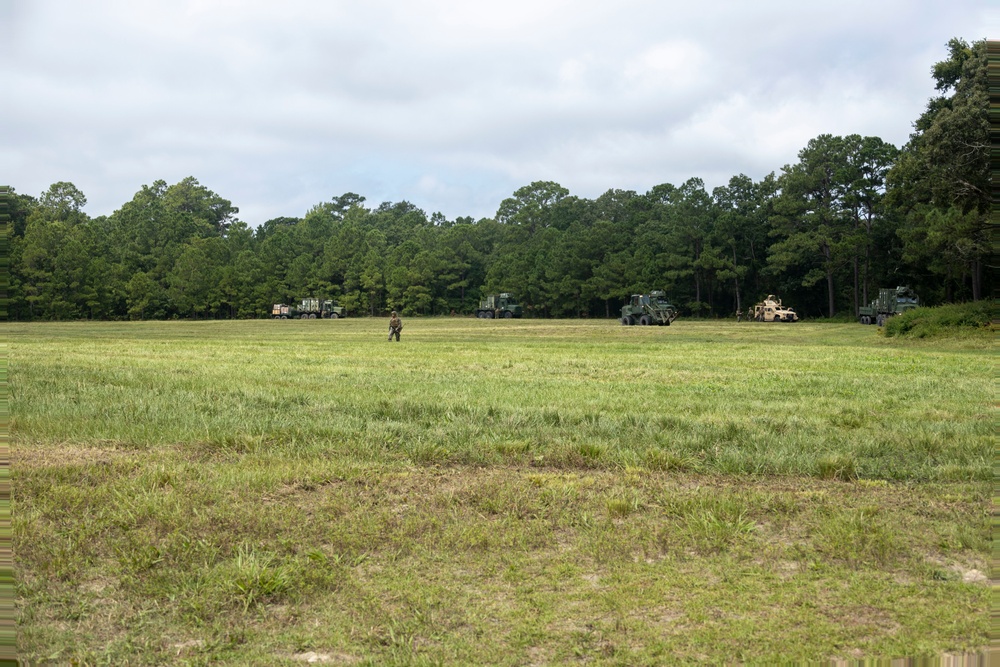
[887,38,989,302]
[882,301,995,338]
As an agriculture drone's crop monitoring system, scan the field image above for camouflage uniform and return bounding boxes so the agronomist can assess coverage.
[388,312,402,341]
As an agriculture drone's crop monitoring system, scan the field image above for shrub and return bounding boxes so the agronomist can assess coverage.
[883,301,996,339]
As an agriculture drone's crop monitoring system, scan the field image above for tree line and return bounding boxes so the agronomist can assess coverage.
[4,38,989,321]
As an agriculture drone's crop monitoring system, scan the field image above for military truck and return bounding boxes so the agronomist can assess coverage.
[858,286,918,325]
[476,293,522,319]
[271,298,345,319]
[752,295,799,322]
[620,291,678,326]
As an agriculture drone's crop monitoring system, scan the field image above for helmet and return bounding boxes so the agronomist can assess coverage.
[391,311,397,316]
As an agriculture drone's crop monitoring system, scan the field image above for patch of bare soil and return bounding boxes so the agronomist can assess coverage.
[12,442,134,469]
[291,651,360,664]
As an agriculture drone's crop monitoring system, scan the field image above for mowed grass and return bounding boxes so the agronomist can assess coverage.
[9,318,993,664]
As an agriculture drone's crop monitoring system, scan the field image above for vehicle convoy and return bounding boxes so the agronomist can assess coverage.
[753,295,799,322]
[858,286,919,325]
[476,293,522,319]
[271,298,345,319]
[620,291,679,326]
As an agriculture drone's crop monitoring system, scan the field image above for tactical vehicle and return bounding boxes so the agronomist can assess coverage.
[271,298,345,319]
[476,293,522,319]
[753,295,799,322]
[620,291,678,326]
[858,286,919,325]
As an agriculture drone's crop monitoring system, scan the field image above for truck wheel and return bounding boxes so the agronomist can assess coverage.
[503,311,514,318]
[485,311,494,319]
[330,312,339,319]
[620,317,629,326]
[638,315,650,326]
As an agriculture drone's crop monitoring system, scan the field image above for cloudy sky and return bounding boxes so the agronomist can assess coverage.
[3,1,995,225]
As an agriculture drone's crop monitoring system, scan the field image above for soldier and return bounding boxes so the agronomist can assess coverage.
[388,311,403,342]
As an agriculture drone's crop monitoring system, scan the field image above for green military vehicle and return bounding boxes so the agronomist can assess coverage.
[476,293,522,319]
[620,291,679,326]
[271,298,345,319]
[858,286,919,326]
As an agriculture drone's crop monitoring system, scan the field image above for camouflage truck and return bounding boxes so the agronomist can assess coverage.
[752,295,799,322]
[858,286,919,326]
[271,298,345,319]
[476,293,522,319]
[620,291,679,326]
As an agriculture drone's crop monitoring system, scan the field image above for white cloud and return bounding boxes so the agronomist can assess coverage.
[2,0,990,223]
[623,41,709,94]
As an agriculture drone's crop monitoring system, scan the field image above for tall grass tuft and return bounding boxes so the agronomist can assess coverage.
[817,453,858,481]
[224,545,295,612]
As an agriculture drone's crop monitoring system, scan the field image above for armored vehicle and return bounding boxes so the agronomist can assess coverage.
[858,286,918,325]
[753,295,799,322]
[271,298,345,319]
[476,293,522,319]
[620,291,678,326]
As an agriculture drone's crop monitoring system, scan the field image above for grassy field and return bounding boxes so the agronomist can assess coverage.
[9,318,993,665]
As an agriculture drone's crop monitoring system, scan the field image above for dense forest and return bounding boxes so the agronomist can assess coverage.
[4,39,990,321]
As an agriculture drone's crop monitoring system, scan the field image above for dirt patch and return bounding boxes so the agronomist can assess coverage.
[12,443,134,469]
[291,651,360,664]
[171,640,205,655]
[961,569,987,584]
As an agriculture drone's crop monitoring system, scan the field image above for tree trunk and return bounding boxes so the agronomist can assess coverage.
[852,254,859,316]
[971,258,981,301]
[732,246,741,312]
[863,214,872,306]
[863,249,869,305]
[827,269,835,318]
[822,242,835,318]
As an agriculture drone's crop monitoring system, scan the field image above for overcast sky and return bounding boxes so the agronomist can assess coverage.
[3,1,995,225]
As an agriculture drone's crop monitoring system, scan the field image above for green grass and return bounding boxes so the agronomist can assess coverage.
[9,318,993,664]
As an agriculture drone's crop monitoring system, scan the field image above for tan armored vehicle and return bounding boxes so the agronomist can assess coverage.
[753,295,799,322]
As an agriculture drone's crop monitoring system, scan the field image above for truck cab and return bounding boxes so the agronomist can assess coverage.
[476,293,522,318]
